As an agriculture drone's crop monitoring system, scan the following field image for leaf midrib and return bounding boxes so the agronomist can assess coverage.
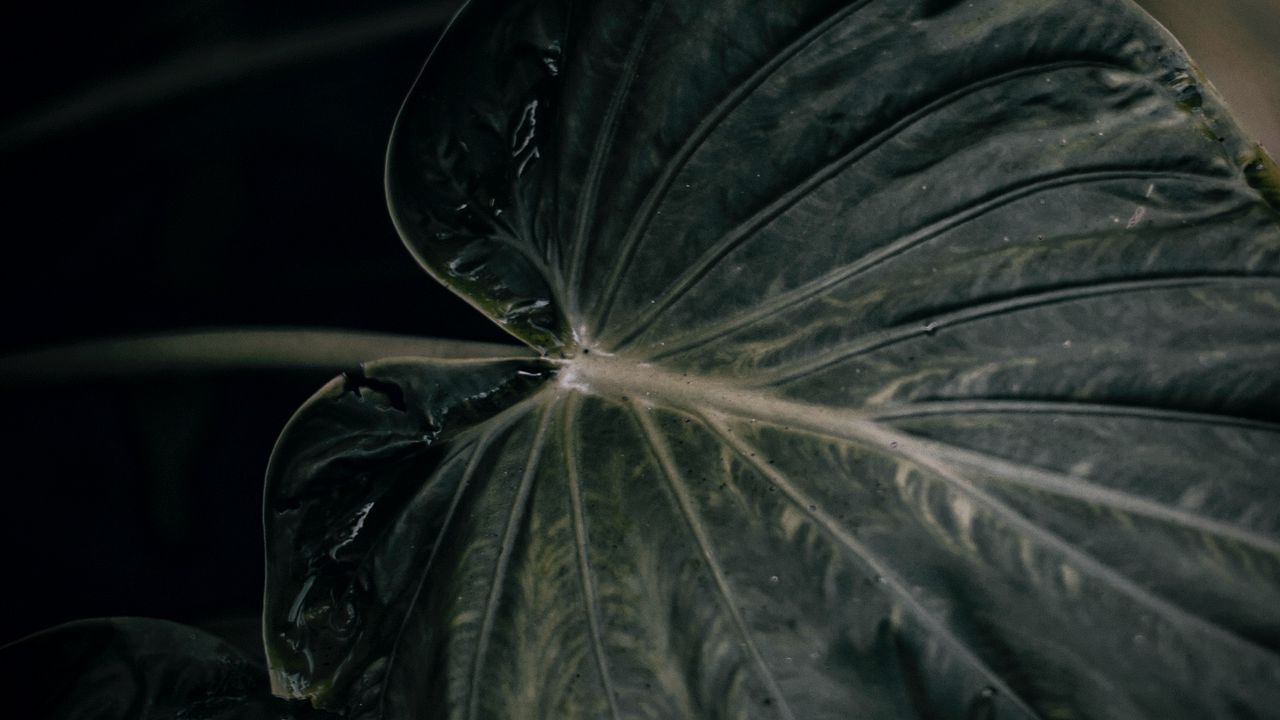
[554,355,1280,556]
[539,352,1280,660]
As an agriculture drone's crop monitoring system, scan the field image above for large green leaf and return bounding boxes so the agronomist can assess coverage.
[265,0,1280,717]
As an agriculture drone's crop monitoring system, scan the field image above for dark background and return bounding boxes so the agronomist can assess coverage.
[0,0,496,656]
[0,0,1275,656]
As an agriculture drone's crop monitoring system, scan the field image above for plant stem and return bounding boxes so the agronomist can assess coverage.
[0,327,532,380]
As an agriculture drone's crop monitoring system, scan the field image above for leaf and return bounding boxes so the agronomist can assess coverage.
[267,0,1280,717]
[0,618,303,720]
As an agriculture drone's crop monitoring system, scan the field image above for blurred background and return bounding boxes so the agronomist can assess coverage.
[0,0,1275,657]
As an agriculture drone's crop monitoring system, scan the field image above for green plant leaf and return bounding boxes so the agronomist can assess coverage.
[0,618,303,719]
[268,0,1280,717]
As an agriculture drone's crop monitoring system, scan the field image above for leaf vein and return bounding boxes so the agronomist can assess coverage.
[760,274,1280,385]
[700,411,1042,719]
[607,59,1139,351]
[904,431,1280,558]
[566,0,668,321]
[645,168,1228,361]
[631,401,797,720]
[563,396,623,719]
[467,402,557,720]
[589,0,878,333]
[713,402,1280,660]
[375,431,495,718]
[872,399,1280,434]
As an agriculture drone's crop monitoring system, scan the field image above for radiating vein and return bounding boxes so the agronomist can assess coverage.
[758,274,1280,385]
[376,425,500,718]
[562,396,622,720]
[575,355,1277,653]
[700,411,1042,719]
[640,168,1230,361]
[602,59,1136,350]
[468,402,556,720]
[706,401,1280,660]
[631,401,797,720]
[871,399,1280,434]
[576,353,1280,570]
[893,442,1280,661]
[908,433,1280,558]
[566,0,667,319]
[589,0,878,332]
[491,233,559,285]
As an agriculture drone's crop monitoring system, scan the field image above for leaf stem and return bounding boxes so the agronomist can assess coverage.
[0,327,533,380]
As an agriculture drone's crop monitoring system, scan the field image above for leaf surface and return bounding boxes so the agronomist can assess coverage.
[268,0,1280,717]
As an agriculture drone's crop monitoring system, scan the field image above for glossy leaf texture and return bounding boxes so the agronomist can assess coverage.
[0,618,304,720]
[271,0,1280,717]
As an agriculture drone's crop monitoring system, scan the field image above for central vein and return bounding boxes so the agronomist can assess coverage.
[555,353,882,441]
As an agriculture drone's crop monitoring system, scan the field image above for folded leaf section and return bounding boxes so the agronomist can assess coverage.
[263,357,555,714]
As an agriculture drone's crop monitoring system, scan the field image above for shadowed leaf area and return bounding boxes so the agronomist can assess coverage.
[0,618,312,719]
[265,0,1280,717]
